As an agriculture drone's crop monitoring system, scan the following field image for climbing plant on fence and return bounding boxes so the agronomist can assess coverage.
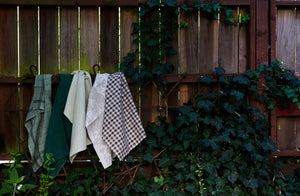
[49,62,300,195]
[2,1,300,195]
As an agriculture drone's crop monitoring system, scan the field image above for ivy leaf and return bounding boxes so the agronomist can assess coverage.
[200,76,212,84]
[183,140,191,149]
[161,137,172,146]
[243,177,258,189]
[230,90,244,100]
[210,117,223,131]
[219,150,234,163]
[158,156,171,168]
[141,152,153,163]
[202,139,220,151]
[147,38,156,46]
[223,102,235,114]
[185,184,198,194]
[172,144,183,151]
[146,138,159,148]
[202,162,217,176]
[244,143,255,152]
[178,105,194,114]
[167,125,175,136]
[232,75,250,85]
[197,100,215,112]
[215,67,226,76]
[260,140,277,151]
[186,112,200,124]
[224,169,239,184]
[219,76,230,84]
[154,176,164,186]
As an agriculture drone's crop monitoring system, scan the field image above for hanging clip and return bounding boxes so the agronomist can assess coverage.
[29,65,38,76]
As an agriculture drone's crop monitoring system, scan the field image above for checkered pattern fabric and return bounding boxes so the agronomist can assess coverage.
[102,72,146,161]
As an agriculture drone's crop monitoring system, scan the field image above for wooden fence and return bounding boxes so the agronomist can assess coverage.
[0,0,299,174]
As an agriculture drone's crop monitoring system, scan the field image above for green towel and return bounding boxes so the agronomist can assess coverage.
[25,74,52,172]
[44,74,73,178]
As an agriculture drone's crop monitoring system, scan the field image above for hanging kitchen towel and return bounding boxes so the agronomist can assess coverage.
[25,74,52,172]
[86,73,113,169]
[102,72,146,161]
[64,70,92,163]
[44,74,73,178]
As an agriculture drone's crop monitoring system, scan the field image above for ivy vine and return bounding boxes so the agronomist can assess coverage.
[120,0,251,90]
[46,62,300,195]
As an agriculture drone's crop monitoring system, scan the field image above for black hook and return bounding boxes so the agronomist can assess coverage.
[92,64,101,77]
[29,65,38,76]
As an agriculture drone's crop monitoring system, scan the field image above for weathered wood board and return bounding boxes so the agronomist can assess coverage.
[100,7,119,73]
[80,7,99,72]
[40,7,58,74]
[60,7,79,73]
[0,6,17,77]
[19,6,38,76]
[277,9,295,70]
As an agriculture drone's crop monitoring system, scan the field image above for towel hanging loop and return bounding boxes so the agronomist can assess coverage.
[29,65,38,76]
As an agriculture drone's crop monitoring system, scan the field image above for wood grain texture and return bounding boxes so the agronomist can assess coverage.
[0,6,17,77]
[277,117,297,151]
[238,8,249,73]
[180,10,199,74]
[199,14,218,74]
[100,7,119,73]
[277,9,295,70]
[296,9,300,73]
[120,7,138,66]
[0,84,19,152]
[80,7,98,72]
[219,8,238,74]
[60,7,79,73]
[256,0,269,66]
[20,85,33,150]
[270,0,277,63]
[19,6,38,76]
[40,7,58,74]
[141,85,159,124]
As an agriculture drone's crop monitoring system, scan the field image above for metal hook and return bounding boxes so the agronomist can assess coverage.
[29,65,38,76]
[92,64,101,77]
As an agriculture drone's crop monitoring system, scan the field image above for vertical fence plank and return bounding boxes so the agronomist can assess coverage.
[0,6,17,77]
[277,9,295,70]
[100,7,118,73]
[0,85,19,152]
[180,10,199,74]
[296,9,300,73]
[199,14,218,74]
[238,8,249,73]
[120,7,138,64]
[40,7,58,74]
[60,7,79,73]
[219,8,238,74]
[277,118,296,151]
[142,85,159,124]
[80,7,98,72]
[19,7,38,76]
